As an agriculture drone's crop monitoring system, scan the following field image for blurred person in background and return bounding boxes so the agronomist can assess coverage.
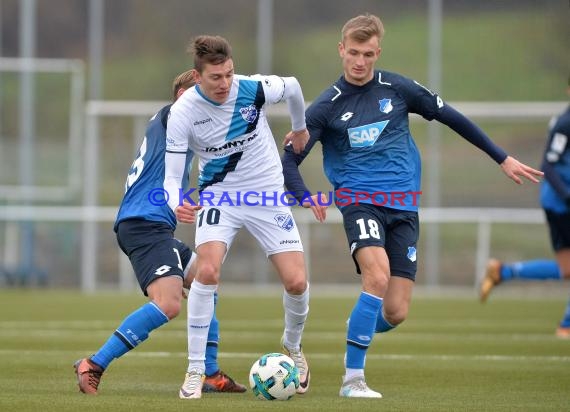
[282,13,543,398]
[480,76,570,339]
[164,35,311,400]
[73,70,246,395]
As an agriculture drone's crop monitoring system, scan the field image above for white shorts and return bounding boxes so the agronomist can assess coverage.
[194,205,304,256]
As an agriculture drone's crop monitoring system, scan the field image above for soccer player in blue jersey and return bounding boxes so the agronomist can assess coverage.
[73,70,246,395]
[282,13,543,398]
[480,77,570,338]
[164,35,311,400]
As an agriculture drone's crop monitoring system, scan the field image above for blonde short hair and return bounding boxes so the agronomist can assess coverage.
[171,70,195,101]
[341,13,385,44]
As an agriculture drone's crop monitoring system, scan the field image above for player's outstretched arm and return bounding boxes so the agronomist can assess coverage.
[435,104,543,185]
[500,156,543,184]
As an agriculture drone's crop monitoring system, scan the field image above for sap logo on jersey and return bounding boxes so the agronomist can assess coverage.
[348,121,389,148]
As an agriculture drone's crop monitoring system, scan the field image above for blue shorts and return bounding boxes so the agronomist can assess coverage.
[116,219,193,295]
[340,204,419,280]
[545,210,570,251]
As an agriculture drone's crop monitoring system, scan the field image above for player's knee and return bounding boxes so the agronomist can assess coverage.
[362,273,390,296]
[197,262,221,284]
[283,274,307,295]
[156,298,182,320]
[383,305,408,326]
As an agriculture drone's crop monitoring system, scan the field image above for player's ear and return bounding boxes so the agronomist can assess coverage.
[338,41,344,57]
[192,68,201,85]
[176,87,186,100]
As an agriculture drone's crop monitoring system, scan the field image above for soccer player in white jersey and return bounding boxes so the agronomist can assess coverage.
[73,70,246,395]
[164,35,311,399]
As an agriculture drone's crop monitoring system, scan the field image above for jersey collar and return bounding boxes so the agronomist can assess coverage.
[195,85,223,106]
[339,70,380,93]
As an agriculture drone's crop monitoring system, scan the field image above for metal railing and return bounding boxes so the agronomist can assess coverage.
[0,205,544,292]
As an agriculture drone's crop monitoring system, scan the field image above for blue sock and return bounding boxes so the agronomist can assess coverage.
[375,298,396,333]
[91,302,168,370]
[346,292,381,369]
[500,260,561,281]
[560,297,570,328]
[205,292,220,376]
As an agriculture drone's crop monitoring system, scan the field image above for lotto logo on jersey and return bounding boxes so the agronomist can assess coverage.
[348,121,389,148]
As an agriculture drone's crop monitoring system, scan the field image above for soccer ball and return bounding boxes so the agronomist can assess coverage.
[249,352,300,401]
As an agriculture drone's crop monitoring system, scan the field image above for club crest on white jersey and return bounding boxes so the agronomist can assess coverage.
[274,213,295,231]
[240,104,258,123]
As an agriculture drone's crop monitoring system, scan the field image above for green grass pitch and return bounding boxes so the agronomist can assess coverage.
[0,289,569,411]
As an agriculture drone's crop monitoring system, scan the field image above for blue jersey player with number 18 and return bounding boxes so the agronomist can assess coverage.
[73,70,246,396]
[282,13,543,399]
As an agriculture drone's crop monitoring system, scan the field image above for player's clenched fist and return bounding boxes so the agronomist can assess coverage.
[175,201,202,224]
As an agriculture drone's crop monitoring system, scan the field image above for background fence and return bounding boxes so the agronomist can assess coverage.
[0,97,564,292]
[0,203,546,293]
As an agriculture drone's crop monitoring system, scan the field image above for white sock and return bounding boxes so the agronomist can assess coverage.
[282,283,309,351]
[186,280,217,374]
[344,368,364,382]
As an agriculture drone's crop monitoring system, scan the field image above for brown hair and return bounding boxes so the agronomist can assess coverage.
[341,13,385,44]
[188,35,232,73]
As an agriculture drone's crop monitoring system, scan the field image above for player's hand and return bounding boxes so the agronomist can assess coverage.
[500,156,543,184]
[175,201,202,224]
[283,128,309,154]
[301,193,328,222]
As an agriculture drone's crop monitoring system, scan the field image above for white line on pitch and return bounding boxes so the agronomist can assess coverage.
[0,349,568,363]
